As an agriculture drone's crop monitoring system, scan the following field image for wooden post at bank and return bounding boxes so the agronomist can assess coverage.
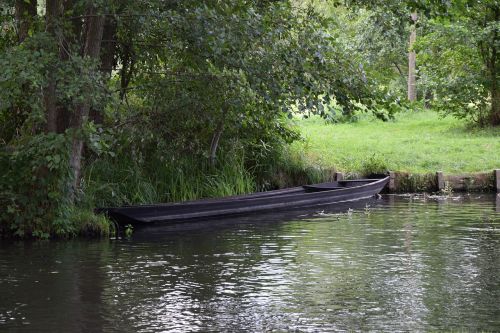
[495,169,500,193]
[389,171,396,192]
[436,171,445,191]
[335,172,344,181]
[496,194,500,213]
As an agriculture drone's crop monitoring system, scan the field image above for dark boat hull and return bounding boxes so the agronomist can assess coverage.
[101,177,389,225]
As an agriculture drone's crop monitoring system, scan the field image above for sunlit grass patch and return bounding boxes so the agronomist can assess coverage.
[296,111,500,174]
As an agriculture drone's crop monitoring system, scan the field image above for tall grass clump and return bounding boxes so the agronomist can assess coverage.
[203,156,255,198]
[66,207,115,237]
[252,143,334,190]
[83,150,256,207]
[360,154,389,176]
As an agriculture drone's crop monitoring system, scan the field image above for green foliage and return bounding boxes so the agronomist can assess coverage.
[376,0,500,126]
[0,133,72,238]
[0,29,110,238]
[307,2,415,121]
[361,153,389,176]
[83,149,256,207]
[0,31,109,138]
[114,0,372,162]
[124,224,133,238]
[416,18,492,125]
[0,34,52,140]
[0,1,16,52]
[67,207,114,238]
[0,134,113,239]
[336,5,410,98]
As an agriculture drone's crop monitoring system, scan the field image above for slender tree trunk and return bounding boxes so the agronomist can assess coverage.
[90,16,117,125]
[44,0,62,133]
[407,12,417,102]
[70,7,105,192]
[209,123,224,167]
[393,62,404,77]
[490,72,500,125]
[488,6,500,126]
[119,43,135,100]
[209,108,227,167]
[15,0,37,43]
[55,0,85,133]
[99,17,117,77]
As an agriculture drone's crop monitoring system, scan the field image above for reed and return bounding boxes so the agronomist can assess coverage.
[74,144,339,238]
[83,151,257,207]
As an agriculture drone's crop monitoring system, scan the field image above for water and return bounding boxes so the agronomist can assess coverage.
[1,194,499,332]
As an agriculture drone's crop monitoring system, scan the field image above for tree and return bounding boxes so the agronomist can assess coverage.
[15,0,37,43]
[69,6,105,191]
[417,1,500,126]
[335,0,500,125]
[408,12,417,101]
[338,0,423,105]
[0,0,375,238]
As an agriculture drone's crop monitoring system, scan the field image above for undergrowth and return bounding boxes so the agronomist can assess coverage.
[83,146,332,210]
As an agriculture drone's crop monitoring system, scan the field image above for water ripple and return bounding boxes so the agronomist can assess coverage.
[0,194,499,332]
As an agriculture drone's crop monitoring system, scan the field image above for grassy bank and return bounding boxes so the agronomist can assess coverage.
[296,111,500,174]
[83,149,329,208]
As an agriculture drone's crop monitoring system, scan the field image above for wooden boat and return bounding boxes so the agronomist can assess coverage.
[99,177,389,225]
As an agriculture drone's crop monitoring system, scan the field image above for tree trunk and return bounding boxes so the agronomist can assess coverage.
[90,16,117,125]
[488,6,500,126]
[119,42,135,100]
[491,75,500,126]
[69,7,105,193]
[209,123,224,167]
[15,0,37,43]
[54,0,85,133]
[407,12,417,102]
[424,90,433,109]
[209,108,227,167]
[44,0,62,133]
[99,17,117,77]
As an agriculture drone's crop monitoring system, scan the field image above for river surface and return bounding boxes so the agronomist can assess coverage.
[1,194,499,332]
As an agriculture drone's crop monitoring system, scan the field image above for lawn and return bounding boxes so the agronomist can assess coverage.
[295,111,500,174]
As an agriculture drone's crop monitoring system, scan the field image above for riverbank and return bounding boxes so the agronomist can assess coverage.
[296,110,500,174]
[3,111,498,240]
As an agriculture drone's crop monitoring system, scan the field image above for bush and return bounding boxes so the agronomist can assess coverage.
[0,133,72,238]
[68,208,114,238]
[360,153,389,176]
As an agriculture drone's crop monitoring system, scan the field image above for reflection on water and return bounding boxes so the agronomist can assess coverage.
[1,194,499,332]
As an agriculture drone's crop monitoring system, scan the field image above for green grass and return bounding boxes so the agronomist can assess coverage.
[296,111,500,174]
[83,153,256,207]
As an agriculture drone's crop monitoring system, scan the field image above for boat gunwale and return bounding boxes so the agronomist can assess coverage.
[107,177,389,223]
[104,176,389,211]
